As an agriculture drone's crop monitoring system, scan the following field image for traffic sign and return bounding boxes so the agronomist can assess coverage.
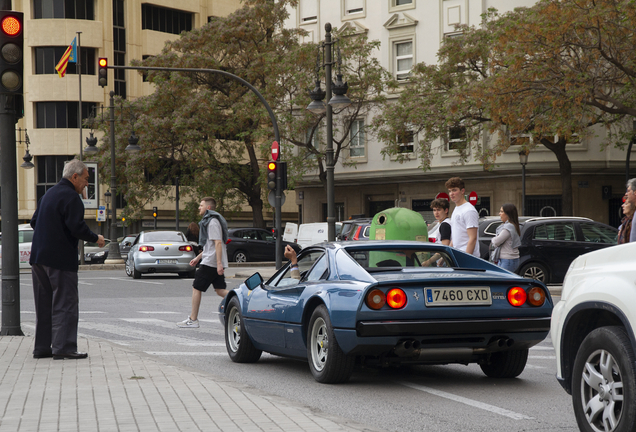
[96,206,106,222]
[268,190,286,207]
[435,192,449,201]
[271,141,280,161]
[468,191,478,206]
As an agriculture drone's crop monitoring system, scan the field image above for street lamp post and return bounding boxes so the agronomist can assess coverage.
[104,190,111,238]
[519,150,529,216]
[84,91,140,263]
[306,23,352,241]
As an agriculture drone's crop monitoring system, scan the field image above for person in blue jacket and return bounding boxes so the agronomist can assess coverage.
[30,159,105,360]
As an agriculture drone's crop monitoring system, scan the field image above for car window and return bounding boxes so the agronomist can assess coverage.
[305,255,328,281]
[533,222,576,241]
[144,232,185,242]
[18,230,34,244]
[270,250,326,288]
[257,230,274,241]
[243,230,258,240]
[346,248,454,268]
[484,222,502,236]
[579,222,617,244]
[362,226,370,238]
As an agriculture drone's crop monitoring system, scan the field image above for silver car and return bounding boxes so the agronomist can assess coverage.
[125,231,196,279]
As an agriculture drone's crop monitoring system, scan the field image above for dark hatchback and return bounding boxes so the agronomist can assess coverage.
[227,228,301,263]
[479,217,617,284]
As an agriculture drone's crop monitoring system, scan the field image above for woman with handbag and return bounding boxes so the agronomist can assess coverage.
[490,203,521,272]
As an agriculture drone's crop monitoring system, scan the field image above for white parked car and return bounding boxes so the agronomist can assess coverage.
[551,241,636,432]
[0,224,33,270]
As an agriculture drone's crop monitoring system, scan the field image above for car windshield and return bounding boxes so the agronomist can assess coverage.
[345,247,455,270]
[144,232,185,242]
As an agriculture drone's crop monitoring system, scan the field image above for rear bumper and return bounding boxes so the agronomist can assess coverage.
[356,317,551,337]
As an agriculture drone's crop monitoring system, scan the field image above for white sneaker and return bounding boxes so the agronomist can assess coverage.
[177,317,199,328]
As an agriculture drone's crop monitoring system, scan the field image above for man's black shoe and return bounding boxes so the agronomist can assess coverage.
[53,352,88,360]
[33,352,53,359]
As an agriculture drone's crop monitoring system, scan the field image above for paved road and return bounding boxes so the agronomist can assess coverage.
[14,269,576,432]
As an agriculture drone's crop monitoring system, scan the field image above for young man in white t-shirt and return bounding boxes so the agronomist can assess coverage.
[446,177,480,257]
[177,197,229,328]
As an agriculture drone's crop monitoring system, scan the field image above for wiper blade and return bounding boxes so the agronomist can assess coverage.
[451,268,487,272]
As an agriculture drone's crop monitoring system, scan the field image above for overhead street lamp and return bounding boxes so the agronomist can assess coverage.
[519,150,529,216]
[306,23,352,241]
[84,91,140,263]
[17,128,34,169]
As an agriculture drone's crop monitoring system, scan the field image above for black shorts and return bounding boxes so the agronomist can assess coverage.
[192,264,226,292]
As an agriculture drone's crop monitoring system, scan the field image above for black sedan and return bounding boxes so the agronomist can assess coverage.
[479,217,617,283]
[226,228,301,263]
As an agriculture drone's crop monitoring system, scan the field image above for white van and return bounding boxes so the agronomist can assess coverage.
[0,224,34,270]
[283,222,298,243]
[295,222,343,249]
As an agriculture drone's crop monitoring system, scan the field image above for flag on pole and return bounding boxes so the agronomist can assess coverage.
[54,37,77,78]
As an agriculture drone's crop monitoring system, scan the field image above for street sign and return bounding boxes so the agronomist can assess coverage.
[268,190,286,207]
[271,141,280,161]
[435,192,449,201]
[468,191,478,206]
[96,206,106,222]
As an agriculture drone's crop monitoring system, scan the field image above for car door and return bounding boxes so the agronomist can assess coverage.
[244,250,326,353]
[577,222,618,254]
[255,229,277,261]
[531,221,579,281]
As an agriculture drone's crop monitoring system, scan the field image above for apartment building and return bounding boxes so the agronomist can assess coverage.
[285,0,632,227]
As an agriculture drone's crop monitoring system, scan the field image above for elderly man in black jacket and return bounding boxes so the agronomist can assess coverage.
[30,159,105,360]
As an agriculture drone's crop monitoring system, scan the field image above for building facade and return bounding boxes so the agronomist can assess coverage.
[285,0,632,227]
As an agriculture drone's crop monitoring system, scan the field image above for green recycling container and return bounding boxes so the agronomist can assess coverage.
[368,207,428,267]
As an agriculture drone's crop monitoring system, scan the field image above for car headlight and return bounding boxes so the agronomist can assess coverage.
[94,251,106,257]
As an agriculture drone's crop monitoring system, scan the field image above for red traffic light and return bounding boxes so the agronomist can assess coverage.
[271,141,280,161]
[1,16,21,37]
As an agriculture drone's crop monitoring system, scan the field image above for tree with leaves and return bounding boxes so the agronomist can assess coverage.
[90,0,393,226]
[373,0,635,216]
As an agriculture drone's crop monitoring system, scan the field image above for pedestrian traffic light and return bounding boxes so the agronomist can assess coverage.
[98,57,108,87]
[267,161,277,191]
[0,11,24,96]
[152,207,158,219]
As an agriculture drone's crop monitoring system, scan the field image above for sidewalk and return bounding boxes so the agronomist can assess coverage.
[0,335,378,432]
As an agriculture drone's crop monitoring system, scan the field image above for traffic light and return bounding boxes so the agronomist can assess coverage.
[267,161,277,191]
[98,57,108,87]
[152,207,158,219]
[0,11,24,96]
[121,216,126,223]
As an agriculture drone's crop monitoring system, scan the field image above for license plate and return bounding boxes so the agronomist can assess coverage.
[425,287,492,306]
[157,259,177,264]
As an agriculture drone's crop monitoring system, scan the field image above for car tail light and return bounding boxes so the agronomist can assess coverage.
[139,245,154,252]
[226,239,232,244]
[527,286,546,306]
[386,288,407,309]
[429,237,436,243]
[353,226,362,241]
[507,286,527,307]
[366,289,386,310]
[179,245,192,252]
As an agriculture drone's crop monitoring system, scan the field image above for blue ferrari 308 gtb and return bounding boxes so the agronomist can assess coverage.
[219,241,553,384]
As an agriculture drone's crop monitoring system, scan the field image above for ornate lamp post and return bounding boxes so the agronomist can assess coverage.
[306,23,352,241]
[104,190,111,238]
[519,150,529,216]
[18,128,34,169]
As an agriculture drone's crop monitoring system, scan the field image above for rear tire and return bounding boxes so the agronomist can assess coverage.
[518,262,548,283]
[225,297,261,363]
[572,326,636,432]
[480,349,528,378]
[307,305,355,384]
[132,258,141,279]
[233,250,248,263]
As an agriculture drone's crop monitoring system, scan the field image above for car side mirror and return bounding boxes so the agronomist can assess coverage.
[245,272,263,290]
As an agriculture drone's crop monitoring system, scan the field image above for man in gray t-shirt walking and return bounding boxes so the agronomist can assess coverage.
[177,197,228,328]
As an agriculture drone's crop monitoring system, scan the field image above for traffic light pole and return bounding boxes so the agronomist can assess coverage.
[105,91,123,263]
[109,65,283,267]
[0,94,24,336]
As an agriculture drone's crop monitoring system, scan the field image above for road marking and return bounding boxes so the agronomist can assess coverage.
[78,281,94,286]
[79,321,223,342]
[80,277,165,285]
[398,382,534,420]
[530,346,554,351]
[80,311,105,314]
[529,356,556,359]
[145,351,227,356]
[137,311,180,314]
[524,364,546,369]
